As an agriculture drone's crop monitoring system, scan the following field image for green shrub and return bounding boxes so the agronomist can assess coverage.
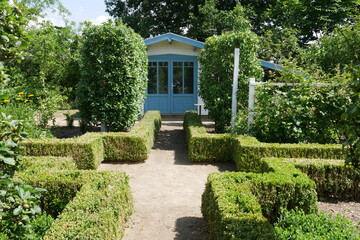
[77,20,148,131]
[42,171,133,240]
[82,110,161,161]
[183,111,235,162]
[285,158,360,200]
[202,159,317,240]
[21,136,104,169]
[251,82,351,144]
[198,30,263,132]
[275,209,360,240]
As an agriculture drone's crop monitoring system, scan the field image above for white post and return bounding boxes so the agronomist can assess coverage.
[231,48,240,131]
[248,78,256,131]
[101,121,107,132]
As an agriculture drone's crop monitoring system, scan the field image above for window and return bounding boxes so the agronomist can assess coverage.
[148,62,168,94]
[173,62,194,94]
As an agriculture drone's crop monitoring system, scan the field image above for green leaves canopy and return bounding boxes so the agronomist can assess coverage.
[199,30,263,132]
[77,20,148,132]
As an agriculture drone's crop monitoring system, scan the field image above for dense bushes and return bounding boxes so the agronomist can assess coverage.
[275,210,359,240]
[251,83,351,144]
[199,30,263,132]
[77,20,148,131]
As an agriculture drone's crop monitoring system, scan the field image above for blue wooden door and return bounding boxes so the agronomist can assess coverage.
[145,55,198,114]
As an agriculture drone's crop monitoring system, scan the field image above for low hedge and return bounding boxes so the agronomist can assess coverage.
[15,158,133,239]
[21,111,161,168]
[202,158,317,240]
[82,110,162,161]
[183,111,235,162]
[21,136,104,169]
[43,171,133,240]
[284,158,360,200]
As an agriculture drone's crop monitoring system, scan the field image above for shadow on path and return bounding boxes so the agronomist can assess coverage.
[174,217,207,240]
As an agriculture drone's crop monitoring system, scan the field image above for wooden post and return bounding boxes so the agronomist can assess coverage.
[231,48,240,131]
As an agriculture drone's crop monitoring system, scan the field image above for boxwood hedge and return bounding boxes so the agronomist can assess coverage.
[21,111,161,168]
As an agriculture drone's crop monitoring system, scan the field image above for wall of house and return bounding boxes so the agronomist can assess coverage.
[147,40,202,56]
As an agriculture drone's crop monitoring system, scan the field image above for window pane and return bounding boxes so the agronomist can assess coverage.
[173,66,183,94]
[184,65,194,94]
[159,65,168,94]
[148,65,157,94]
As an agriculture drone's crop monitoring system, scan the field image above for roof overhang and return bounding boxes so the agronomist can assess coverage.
[145,33,282,71]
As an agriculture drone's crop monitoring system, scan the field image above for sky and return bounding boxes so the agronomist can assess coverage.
[45,0,112,26]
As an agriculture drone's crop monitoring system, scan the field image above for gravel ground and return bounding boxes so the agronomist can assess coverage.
[318,200,360,226]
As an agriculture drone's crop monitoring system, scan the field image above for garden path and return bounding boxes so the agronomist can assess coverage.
[98,116,236,240]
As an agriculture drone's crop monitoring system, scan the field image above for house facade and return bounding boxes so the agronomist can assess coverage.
[144,33,280,115]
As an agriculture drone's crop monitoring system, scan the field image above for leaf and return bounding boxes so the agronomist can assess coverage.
[0,156,15,165]
[13,206,23,215]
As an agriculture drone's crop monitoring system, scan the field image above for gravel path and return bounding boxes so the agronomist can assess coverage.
[98,116,235,240]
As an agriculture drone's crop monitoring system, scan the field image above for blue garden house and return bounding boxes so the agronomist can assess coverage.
[144,33,280,114]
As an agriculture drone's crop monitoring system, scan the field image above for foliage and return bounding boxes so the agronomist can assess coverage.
[202,158,317,240]
[251,71,352,144]
[7,21,80,104]
[0,116,48,239]
[305,19,360,75]
[0,0,29,84]
[0,89,55,138]
[342,67,360,168]
[105,0,203,38]
[77,20,148,132]
[289,158,360,200]
[199,30,263,132]
[275,209,359,240]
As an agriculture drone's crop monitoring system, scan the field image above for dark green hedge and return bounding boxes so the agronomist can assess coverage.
[202,158,317,240]
[21,111,161,168]
[15,157,133,239]
[286,158,360,200]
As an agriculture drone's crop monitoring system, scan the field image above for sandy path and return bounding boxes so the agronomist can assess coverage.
[98,116,235,240]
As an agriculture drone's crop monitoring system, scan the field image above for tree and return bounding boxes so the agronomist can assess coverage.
[8,21,81,103]
[0,0,29,83]
[199,29,263,132]
[104,0,203,38]
[304,19,360,74]
[77,20,148,131]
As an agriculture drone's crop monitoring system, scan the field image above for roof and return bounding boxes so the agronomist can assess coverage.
[145,33,282,71]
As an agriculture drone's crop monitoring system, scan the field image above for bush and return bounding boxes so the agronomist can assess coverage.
[42,171,133,240]
[183,111,235,162]
[202,158,317,240]
[83,110,161,161]
[251,82,351,144]
[286,158,360,200]
[77,20,148,131]
[198,30,263,132]
[275,209,360,240]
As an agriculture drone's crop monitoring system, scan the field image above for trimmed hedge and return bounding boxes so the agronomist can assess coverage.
[21,111,161,168]
[15,157,133,239]
[81,110,161,161]
[21,136,104,170]
[285,158,360,200]
[202,158,317,240]
[183,111,235,161]
[43,171,133,240]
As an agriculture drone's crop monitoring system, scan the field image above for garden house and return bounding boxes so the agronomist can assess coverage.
[144,33,280,114]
